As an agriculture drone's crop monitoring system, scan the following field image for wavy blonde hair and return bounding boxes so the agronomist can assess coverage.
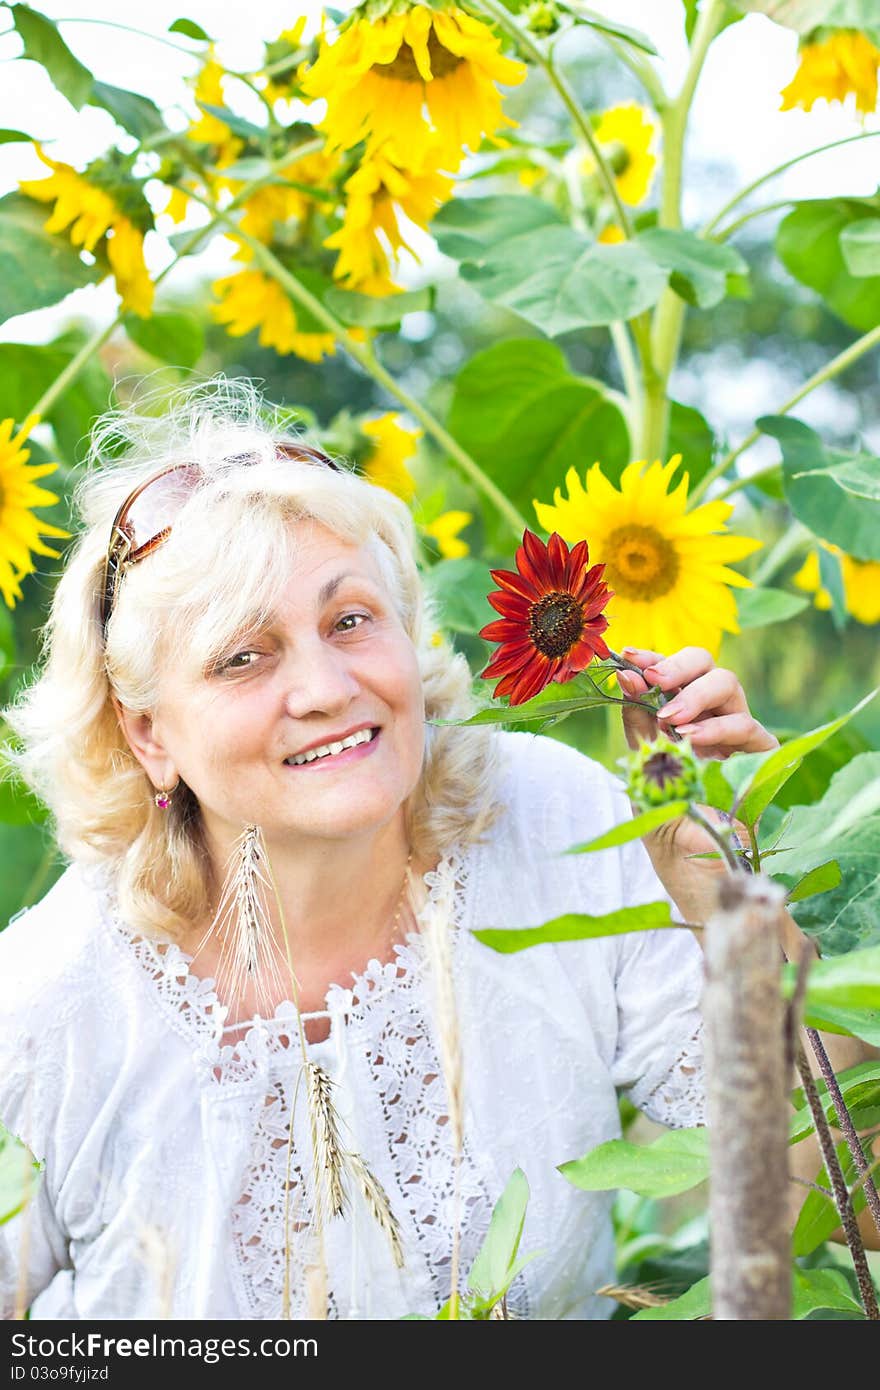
[5,379,503,941]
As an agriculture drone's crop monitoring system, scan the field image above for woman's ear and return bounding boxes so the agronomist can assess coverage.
[112,696,178,793]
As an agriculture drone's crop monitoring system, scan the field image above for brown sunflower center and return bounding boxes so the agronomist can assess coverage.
[604,525,679,600]
[374,30,463,82]
[528,591,584,658]
[643,750,683,790]
[603,140,631,176]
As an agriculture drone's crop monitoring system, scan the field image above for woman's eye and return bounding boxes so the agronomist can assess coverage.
[221,650,260,671]
[336,612,369,632]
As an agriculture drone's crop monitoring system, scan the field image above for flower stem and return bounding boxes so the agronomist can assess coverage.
[710,198,797,243]
[805,1026,880,1242]
[687,805,743,875]
[223,222,529,538]
[689,321,880,504]
[751,522,811,587]
[702,130,880,237]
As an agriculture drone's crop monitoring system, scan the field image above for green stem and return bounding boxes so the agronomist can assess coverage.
[469,0,633,237]
[30,322,117,422]
[640,0,726,459]
[600,35,668,111]
[715,461,779,502]
[689,321,880,504]
[751,522,811,587]
[58,16,199,57]
[224,222,528,538]
[712,199,797,243]
[702,130,880,237]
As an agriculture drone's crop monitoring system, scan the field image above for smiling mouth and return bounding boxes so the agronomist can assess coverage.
[283,727,381,767]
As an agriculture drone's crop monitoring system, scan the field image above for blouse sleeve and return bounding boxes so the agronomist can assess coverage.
[609,780,707,1129]
[0,912,72,1317]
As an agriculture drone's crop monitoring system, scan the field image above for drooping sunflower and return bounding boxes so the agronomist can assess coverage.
[0,415,69,608]
[793,543,880,625]
[584,103,659,207]
[781,29,880,114]
[212,266,336,363]
[423,509,473,559]
[533,457,761,659]
[325,151,453,293]
[260,18,310,106]
[238,148,340,245]
[19,149,154,316]
[362,414,420,502]
[302,3,526,173]
[187,50,244,166]
[479,529,612,706]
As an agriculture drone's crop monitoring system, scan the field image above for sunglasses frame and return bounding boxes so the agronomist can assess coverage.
[100,443,340,639]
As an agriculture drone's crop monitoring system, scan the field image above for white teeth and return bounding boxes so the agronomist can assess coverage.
[286,728,376,766]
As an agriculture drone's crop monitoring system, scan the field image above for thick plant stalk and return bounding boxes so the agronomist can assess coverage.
[703,874,791,1319]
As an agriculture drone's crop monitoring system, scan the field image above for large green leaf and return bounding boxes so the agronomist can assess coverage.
[324,286,432,327]
[633,1267,862,1320]
[564,802,690,853]
[735,587,809,629]
[782,859,841,903]
[772,724,872,812]
[0,193,100,320]
[792,1139,869,1257]
[839,219,880,278]
[668,400,715,492]
[801,1002,880,1047]
[423,557,496,636]
[776,198,880,332]
[124,311,205,368]
[473,902,678,954]
[560,1128,709,1199]
[447,341,630,521]
[0,337,111,465]
[12,4,94,110]
[796,943,880,1010]
[759,416,880,561]
[735,0,880,32]
[631,1276,711,1320]
[638,229,748,308]
[789,1060,880,1144]
[559,3,659,54]
[774,754,880,953]
[89,82,166,142]
[432,194,560,264]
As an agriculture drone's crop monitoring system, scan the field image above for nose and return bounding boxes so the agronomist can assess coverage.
[278,636,361,720]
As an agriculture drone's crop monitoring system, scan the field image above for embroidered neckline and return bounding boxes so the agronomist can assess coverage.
[91,843,473,1084]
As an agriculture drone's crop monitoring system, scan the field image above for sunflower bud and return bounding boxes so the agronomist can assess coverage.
[620,733,705,811]
[524,1,562,37]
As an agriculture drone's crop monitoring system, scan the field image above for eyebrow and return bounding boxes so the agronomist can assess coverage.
[317,571,379,605]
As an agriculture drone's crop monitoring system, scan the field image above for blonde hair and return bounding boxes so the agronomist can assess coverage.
[5,379,503,941]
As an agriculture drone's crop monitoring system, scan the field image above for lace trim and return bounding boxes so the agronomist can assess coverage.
[629,1020,707,1129]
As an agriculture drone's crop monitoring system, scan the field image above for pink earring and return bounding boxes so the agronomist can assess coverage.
[154,780,180,810]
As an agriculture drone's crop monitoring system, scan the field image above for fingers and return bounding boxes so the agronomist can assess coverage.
[673,712,780,754]
[641,646,715,691]
[656,667,748,726]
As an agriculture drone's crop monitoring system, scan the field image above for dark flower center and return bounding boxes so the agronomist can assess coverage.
[643,751,683,789]
[375,31,464,82]
[528,591,584,658]
[604,524,679,599]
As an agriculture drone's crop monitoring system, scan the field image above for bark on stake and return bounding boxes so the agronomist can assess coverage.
[704,874,791,1319]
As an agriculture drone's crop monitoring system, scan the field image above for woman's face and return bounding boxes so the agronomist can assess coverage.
[141,521,426,855]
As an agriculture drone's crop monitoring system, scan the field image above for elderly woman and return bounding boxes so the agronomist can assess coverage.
[0,384,867,1322]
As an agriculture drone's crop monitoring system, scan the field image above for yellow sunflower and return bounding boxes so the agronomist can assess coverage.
[19,149,154,316]
[236,148,339,245]
[0,415,68,608]
[583,103,658,207]
[423,509,473,559]
[533,456,761,657]
[362,414,420,502]
[793,543,880,625]
[260,18,310,105]
[781,29,880,114]
[212,267,336,363]
[187,50,244,166]
[325,151,453,293]
[302,3,526,173]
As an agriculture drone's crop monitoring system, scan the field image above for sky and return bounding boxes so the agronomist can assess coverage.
[0,0,877,450]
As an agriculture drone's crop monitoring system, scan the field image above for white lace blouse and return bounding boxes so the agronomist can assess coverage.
[0,731,706,1321]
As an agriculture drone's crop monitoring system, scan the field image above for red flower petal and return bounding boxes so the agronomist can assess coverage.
[488,567,541,602]
[487,590,530,619]
[478,619,532,642]
[546,532,569,588]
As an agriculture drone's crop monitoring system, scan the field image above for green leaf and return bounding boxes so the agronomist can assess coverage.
[789,1060,880,1144]
[447,341,630,520]
[0,1128,40,1224]
[0,192,100,318]
[439,689,612,728]
[324,286,432,327]
[89,81,166,142]
[631,1275,711,1320]
[0,128,37,144]
[818,545,848,631]
[432,194,560,264]
[735,1,880,33]
[560,1128,709,1199]
[196,103,265,142]
[792,943,880,1012]
[0,336,111,466]
[12,4,94,110]
[423,557,496,636]
[474,901,678,955]
[169,16,211,41]
[801,1002,880,1047]
[776,198,880,332]
[792,1266,864,1319]
[668,400,715,492]
[840,218,880,278]
[791,1138,868,1256]
[467,1168,530,1298]
[760,415,880,562]
[560,3,659,54]
[637,229,748,309]
[124,311,205,368]
[774,752,880,953]
[783,859,842,903]
[736,587,809,629]
[563,802,690,853]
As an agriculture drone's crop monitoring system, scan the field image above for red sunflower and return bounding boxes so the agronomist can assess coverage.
[479,529,613,705]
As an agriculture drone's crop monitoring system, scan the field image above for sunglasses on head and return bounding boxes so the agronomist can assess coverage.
[100,442,340,639]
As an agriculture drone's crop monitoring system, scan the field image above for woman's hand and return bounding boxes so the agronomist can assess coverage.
[616,646,779,758]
